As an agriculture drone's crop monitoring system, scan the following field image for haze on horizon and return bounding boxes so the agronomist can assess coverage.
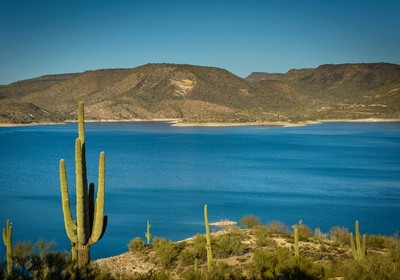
[0,0,399,85]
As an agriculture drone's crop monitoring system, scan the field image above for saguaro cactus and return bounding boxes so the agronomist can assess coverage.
[59,102,108,268]
[294,227,299,257]
[145,220,152,245]
[2,220,12,276]
[350,220,366,261]
[204,204,213,271]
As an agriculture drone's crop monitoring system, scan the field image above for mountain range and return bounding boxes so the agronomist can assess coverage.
[0,62,399,124]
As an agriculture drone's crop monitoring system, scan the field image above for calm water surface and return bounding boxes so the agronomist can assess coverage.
[0,122,399,259]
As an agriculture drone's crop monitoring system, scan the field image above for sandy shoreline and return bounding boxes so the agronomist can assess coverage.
[0,118,399,128]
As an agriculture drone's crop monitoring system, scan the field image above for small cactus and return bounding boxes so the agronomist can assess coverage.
[2,220,12,276]
[145,220,152,245]
[350,220,366,261]
[204,204,213,271]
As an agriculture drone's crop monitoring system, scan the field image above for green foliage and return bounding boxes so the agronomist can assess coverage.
[240,215,261,229]
[152,237,178,269]
[204,261,245,280]
[0,239,114,280]
[59,102,108,268]
[292,221,313,241]
[366,234,390,250]
[128,237,145,254]
[213,232,244,258]
[178,247,198,267]
[247,248,324,280]
[264,221,289,234]
[253,226,278,248]
[332,255,400,280]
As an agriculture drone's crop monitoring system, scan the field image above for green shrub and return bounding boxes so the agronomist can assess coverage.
[335,255,400,280]
[240,215,261,229]
[214,232,244,258]
[292,224,313,241]
[366,234,390,250]
[204,261,244,280]
[247,248,324,280]
[152,237,178,268]
[253,226,276,247]
[191,234,209,262]
[265,220,289,234]
[178,247,198,267]
[128,237,146,253]
[2,239,114,280]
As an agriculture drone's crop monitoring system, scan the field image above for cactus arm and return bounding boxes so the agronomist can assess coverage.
[204,204,213,271]
[75,138,87,244]
[362,234,366,259]
[89,152,106,245]
[59,160,78,243]
[99,216,108,241]
[88,183,95,236]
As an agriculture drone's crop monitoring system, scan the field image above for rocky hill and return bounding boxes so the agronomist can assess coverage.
[1,63,399,124]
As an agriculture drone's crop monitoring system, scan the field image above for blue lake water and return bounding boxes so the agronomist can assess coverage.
[0,121,400,259]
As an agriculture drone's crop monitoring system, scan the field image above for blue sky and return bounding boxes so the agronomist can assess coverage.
[0,0,399,84]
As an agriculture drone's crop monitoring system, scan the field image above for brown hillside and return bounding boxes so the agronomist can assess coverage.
[1,63,399,124]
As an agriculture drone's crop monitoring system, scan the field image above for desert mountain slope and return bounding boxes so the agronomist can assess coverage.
[1,63,399,124]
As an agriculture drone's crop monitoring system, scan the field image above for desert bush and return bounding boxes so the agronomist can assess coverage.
[190,234,209,262]
[126,269,172,280]
[265,220,288,234]
[253,226,276,247]
[292,224,313,241]
[204,261,244,280]
[247,247,324,280]
[366,234,390,250]
[1,239,114,280]
[214,232,244,258]
[178,247,198,267]
[240,215,261,229]
[329,226,350,244]
[128,237,146,253]
[152,237,178,268]
[334,255,400,280]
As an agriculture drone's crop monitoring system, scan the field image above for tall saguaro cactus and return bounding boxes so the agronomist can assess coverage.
[2,220,12,276]
[59,102,108,268]
[350,220,366,261]
[204,204,213,271]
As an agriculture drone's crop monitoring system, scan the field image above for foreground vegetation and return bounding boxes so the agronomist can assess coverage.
[2,217,400,279]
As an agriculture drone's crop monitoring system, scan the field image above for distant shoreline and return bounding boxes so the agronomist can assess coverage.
[1,118,399,128]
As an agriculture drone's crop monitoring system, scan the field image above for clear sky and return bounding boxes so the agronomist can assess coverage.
[1,0,399,84]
